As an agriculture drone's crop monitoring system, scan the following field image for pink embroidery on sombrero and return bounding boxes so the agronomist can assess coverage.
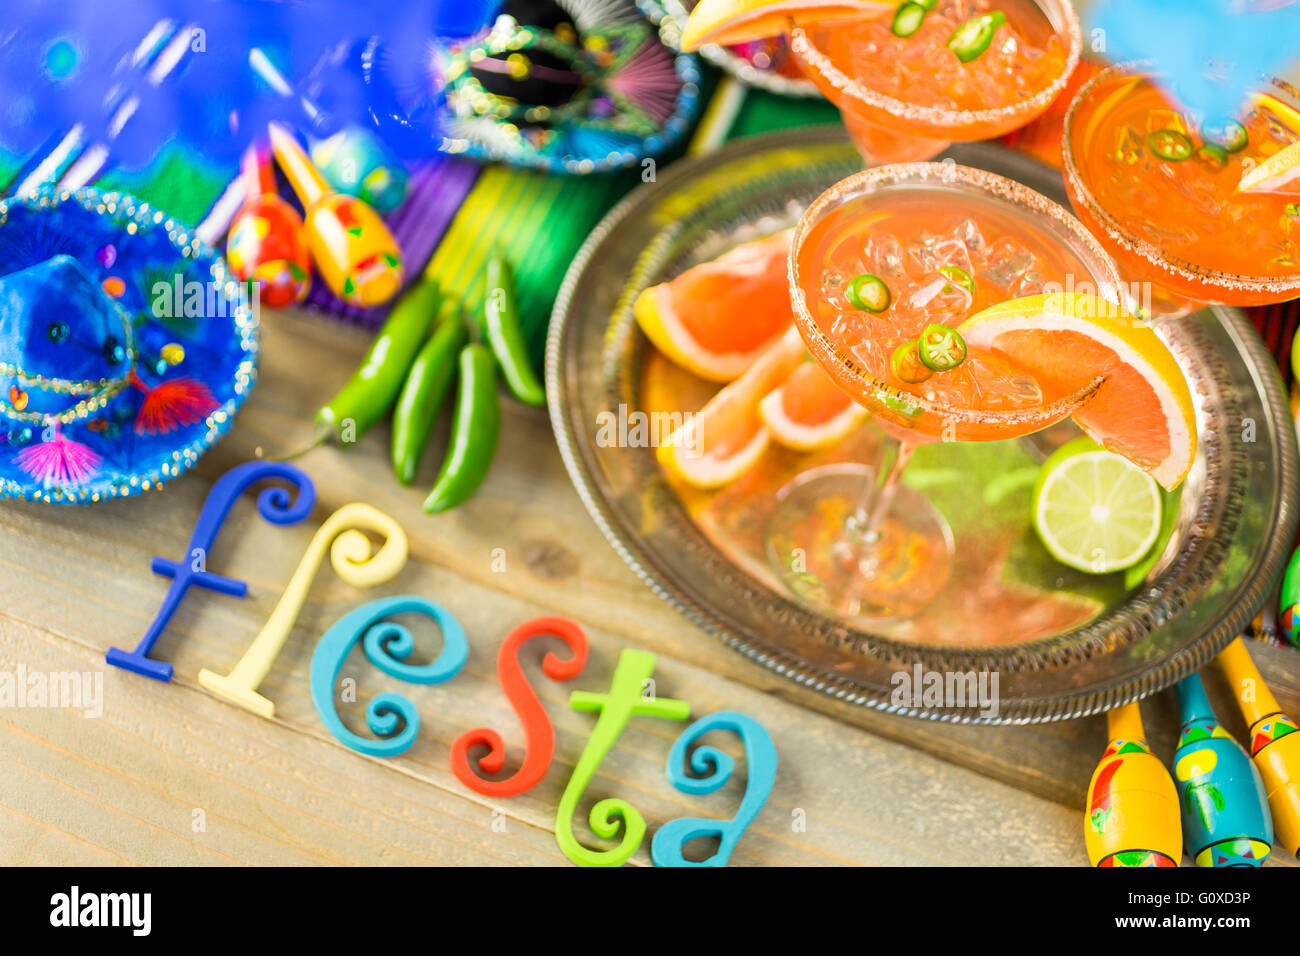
[14,423,102,488]
[129,369,219,435]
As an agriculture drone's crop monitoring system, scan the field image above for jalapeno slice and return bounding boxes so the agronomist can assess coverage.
[890,341,933,384]
[1200,117,1248,153]
[846,273,892,313]
[1193,143,1228,171]
[1148,128,1194,161]
[891,1,928,38]
[937,265,974,293]
[947,10,1006,63]
[918,324,967,371]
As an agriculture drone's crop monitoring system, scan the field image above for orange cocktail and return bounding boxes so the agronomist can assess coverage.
[788,0,1080,162]
[1064,64,1300,314]
[771,162,1126,621]
[792,162,1122,444]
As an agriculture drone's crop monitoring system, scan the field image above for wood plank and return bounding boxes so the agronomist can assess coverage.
[1,304,1295,866]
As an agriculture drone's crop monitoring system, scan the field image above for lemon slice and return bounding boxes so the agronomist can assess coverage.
[1238,140,1300,194]
[1033,438,1162,575]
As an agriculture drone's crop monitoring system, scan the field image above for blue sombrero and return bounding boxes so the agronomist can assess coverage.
[0,187,258,504]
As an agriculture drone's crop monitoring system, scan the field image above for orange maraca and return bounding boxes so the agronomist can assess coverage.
[1084,701,1182,866]
[267,122,403,307]
[226,141,311,308]
[1218,637,1300,857]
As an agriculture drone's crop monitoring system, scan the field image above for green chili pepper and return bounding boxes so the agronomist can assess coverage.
[937,265,974,293]
[390,312,469,485]
[1148,129,1194,161]
[947,10,1006,63]
[1194,143,1229,171]
[891,1,928,37]
[846,273,892,312]
[1200,117,1248,153]
[316,279,440,445]
[424,344,501,514]
[890,340,933,384]
[918,324,967,371]
[482,254,545,406]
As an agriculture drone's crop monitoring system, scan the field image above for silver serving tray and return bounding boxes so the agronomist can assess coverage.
[546,127,1299,723]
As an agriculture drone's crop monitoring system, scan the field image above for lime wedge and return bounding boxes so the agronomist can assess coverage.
[1033,438,1162,575]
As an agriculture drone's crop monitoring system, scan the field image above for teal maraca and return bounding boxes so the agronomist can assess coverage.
[1173,673,1273,866]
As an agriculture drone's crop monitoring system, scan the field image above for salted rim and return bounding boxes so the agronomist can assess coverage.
[788,161,1125,426]
[787,0,1081,130]
[1062,61,1300,295]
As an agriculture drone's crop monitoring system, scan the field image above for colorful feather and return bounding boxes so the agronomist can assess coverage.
[13,424,102,488]
[130,369,219,435]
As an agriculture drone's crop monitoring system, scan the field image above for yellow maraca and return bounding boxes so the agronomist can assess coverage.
[1218,636,1300,857]
[1084,701,1182,866]
[267,122,403,307]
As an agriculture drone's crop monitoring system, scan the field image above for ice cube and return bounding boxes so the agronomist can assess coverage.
[1011,270,1046,297]
[954,218,986,255]
[1111,126,1146,166]
[904,242,938,278]
[864,233,906,277]
[982,237,1037,289]
[927,237,975,277]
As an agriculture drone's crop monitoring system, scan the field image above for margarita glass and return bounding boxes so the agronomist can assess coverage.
[771,162,1124,621]
[787,0,1081,163]
[1063,63,1300,316]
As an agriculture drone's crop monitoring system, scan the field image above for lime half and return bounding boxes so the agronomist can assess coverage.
[1033,438,1162,575]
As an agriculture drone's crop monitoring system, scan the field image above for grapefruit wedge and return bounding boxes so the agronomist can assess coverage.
[635,229,795,381]
[658,327,807,488]
[959,293,1196,490]
[759,358,869,451]
[681,0,893,52]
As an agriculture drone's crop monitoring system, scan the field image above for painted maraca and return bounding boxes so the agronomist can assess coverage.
[249,48,408,213]
[1279,544,1300,647]
[1084,701,1182,866]
[267,122,404,308]
[1173,673,1272,866]
[226,142,312,308]
[1218,636,1300,857]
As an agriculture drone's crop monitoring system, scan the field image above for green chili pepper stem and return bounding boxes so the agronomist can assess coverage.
[483,254,546,407]
[424,344,501,514]
[316,279,441,445]
[390,313,468,486]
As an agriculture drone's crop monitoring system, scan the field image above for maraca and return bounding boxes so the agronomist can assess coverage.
[1173,673,1273,866]
[267,123,404,308]
[1084,701,1182,866]
[226,142,312,308]
[1218,636,1300,857]
[1279,544,1300,646]
[250,48,409,213]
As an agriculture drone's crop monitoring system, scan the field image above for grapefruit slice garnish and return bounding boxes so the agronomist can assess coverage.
[658,327,807,488]
[635,229,795,382]
[759,358,869,451]
[959,293,1196,490]
[1238,140,1300,194]
[680,0,893,52]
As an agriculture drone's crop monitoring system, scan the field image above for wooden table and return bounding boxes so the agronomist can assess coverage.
[2,306,1296,867]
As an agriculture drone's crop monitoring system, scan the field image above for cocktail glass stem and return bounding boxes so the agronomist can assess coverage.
[848,439,915,544]
[765,431,954,624]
